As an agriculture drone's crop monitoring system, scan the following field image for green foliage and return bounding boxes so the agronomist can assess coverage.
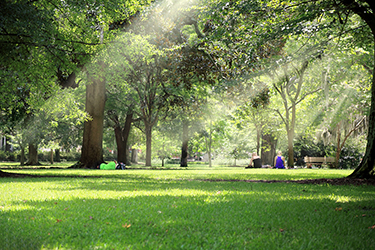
[0,151,19,162]
[294,136,336,165]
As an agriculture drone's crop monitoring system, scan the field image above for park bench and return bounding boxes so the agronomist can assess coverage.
[304,156,335,168]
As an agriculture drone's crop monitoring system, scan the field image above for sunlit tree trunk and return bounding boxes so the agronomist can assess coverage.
[79,62,106,169]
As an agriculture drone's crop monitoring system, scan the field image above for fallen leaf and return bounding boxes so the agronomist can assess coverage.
[279,228,284,232]
[122,223,131,228]
[56,219,62,223]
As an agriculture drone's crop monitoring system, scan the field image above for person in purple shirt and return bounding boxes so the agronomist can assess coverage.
[274,151,286,169]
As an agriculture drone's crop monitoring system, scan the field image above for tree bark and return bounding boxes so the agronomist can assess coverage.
[55,149,61,162]
[261,132,277,166]
[78,62,106,169]
[349,43,375,178]
[114,113,133,165]
[20,147,25,166]
[335,122,341,168]
[27,143,39,165]
[145,123,152,166]
[131,148,138,163]
[342,0,375,179]
[180,119,189,167]
[50,149,54,164]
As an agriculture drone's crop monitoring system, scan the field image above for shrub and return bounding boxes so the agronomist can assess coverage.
[60,151,81,161]
[339,146,363,169]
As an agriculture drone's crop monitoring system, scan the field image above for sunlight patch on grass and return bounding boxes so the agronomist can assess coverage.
[1,168,374,249]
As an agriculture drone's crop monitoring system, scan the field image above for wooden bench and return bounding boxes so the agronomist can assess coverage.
[304,156,335,168]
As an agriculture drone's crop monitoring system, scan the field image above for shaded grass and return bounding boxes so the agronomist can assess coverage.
[1,166,374,249]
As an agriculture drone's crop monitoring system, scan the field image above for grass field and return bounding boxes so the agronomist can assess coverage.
[0,162,374,249]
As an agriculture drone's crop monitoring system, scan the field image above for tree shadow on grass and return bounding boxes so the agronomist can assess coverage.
[1,179,375,249]
[1,169,375,186]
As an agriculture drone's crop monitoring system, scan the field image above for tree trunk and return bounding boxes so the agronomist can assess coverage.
[114,113,133,165]
[79,62,106,169]
[50,149,54,165]
[208,127,212,168]
[341,0,375,179]
[335,122,342,168]
[55,149,61,162]
[349,41,375,178]
[287,129,294,168]
[145,123,152,166]
[27,143,39,165]
[256,126,261,156]
[131,148,138,163]
[20,147,25,166]
[261,132,277,166]
[180,119,189,167]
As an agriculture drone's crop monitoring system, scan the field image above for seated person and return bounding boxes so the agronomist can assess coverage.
[246,152,262,168]
[274,151,286,169]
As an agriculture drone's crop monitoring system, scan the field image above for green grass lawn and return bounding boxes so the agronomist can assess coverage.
[0,163,374,249]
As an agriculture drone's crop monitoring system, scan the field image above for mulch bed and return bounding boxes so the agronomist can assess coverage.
[1,170,375,186]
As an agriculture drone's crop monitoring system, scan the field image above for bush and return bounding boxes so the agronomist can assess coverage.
[0,150,20,162]
[339,146,363,169]
[294,136,336,166]
[60,151,81,162]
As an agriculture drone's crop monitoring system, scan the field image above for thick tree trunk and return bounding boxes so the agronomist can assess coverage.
[27,143,39,165]
[114,113,133,165]
[349,44,375,178]
[261,132,277,166]
[342,0,375,179]
[180,120,189,167]
[78,63,106,169]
